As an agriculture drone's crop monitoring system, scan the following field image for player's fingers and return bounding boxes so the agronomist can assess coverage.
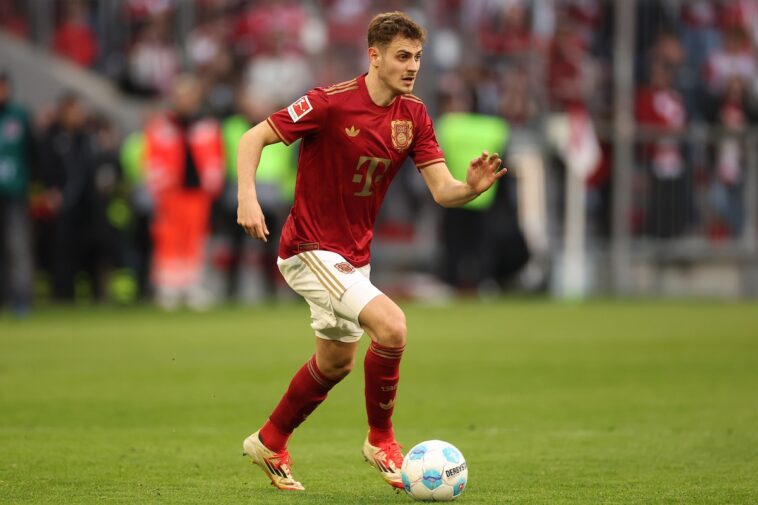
[493,158,508,179]
[485,153,500,165]
[481,156,500,175]
[255,222,268,242]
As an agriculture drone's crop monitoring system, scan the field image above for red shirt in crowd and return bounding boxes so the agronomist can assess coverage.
[53,20,98,67]
[635,84,686,178]
[232,2,305,56]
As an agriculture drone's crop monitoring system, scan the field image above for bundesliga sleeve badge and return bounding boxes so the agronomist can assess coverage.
[287,96,313,123]
[391,120,413,152]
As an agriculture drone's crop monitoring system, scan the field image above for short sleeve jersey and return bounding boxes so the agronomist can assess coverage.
[267,74,445,267]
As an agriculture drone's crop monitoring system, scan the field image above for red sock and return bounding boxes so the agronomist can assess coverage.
[364,341,404,445]
[260,355,338,452]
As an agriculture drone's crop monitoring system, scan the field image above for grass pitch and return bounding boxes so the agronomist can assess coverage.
[1,300,757,504]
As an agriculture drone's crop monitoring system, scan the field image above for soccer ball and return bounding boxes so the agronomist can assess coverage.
[401,440,468,502]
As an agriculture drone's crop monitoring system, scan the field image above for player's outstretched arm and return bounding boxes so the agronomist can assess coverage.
[420,151,505,208]
[236,120,282,242]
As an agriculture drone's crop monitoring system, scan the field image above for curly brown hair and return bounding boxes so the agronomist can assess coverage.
[367,11,426,49]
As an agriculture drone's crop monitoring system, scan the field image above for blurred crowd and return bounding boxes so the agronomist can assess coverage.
[1,0,758,313]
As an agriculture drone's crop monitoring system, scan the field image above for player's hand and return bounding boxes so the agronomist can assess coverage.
[465,151,506,195]
[237,197,270,242]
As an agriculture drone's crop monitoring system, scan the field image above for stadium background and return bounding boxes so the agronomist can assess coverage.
[1,0,756,307]
[1,1,757,504]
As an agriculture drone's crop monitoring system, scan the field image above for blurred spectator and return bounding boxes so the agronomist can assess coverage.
[562,0,603,47]
[478,0,534,59]
[547,11,599,113]
[87,114,133,301]
[679,1,720,116]
[144,75,224,310]
[122,12,180,97]
[187,10,227,73]
[217,88,297,302]
[681,1,719,47]
[498,65,550,288]
[650,31,686,72]
[324,0,371,47]
[120,128,153,299]
[37,93,97,300]
[0,70,34,315]
[204,49,237,118]
[188,11,236,118]
[499,65,538,126]
[244,34,312,107]
[53,0,99,68]
[703,24,756,97]
[708,75,756,239]
[435,91,518,291]
[125,0,175,20]
[0,0,28,38]
[719,0,758,46]
[322,0,372,69]
[232,0,308,59]
[233,0,323,104]
[545,7,602,271]
[635,57,689,238]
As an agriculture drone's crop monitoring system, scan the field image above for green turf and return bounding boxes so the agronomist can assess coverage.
[1,300,757,504]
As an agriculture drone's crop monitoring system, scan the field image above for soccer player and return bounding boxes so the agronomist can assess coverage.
[236,11,505,492]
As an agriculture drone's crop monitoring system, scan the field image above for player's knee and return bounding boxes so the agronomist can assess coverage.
[377,313,407,348]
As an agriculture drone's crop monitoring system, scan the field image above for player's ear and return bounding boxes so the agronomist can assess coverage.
[368,46,381,68]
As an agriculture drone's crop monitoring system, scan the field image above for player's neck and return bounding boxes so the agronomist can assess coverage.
[365,72,398,107]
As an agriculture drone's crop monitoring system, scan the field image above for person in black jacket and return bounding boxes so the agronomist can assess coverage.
[38,93,97,301]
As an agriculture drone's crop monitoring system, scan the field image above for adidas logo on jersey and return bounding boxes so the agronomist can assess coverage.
[345,126,360,137]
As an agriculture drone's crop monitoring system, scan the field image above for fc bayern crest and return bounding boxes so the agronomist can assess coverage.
[334,262,355,274]
[391,120,413,152]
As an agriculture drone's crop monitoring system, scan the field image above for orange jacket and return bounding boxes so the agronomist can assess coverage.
[144,115,224,197]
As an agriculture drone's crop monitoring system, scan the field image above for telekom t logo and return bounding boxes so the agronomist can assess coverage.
[353,156,391,197]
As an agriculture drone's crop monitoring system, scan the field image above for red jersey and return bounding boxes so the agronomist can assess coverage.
[267,74,445,266]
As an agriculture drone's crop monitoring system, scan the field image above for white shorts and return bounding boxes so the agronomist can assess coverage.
[277,250,383,343]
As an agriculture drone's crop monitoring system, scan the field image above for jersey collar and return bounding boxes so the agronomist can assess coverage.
[358,73,398,111]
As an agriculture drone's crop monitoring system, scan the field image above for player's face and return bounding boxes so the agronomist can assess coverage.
[376,36,423,95]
